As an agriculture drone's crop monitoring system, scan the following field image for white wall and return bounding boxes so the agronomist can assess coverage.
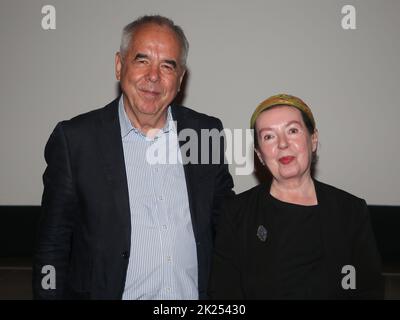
[1,0,399,205]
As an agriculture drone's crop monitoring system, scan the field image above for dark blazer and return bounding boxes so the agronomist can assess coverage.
[33,98,234,299]
[208,180,384,299]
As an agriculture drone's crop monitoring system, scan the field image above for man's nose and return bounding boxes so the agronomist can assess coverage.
[147,64,160,82]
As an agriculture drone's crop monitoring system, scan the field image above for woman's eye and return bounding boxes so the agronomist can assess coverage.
[289,128,299,134]
[263,134,273,141]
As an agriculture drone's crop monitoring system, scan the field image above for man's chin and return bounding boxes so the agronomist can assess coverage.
[138,106,165,116]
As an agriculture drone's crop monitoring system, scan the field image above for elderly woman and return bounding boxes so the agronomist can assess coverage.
[208,94,383,299]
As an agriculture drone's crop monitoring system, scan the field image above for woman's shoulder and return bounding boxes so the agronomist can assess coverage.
[221,184,266,222]
[315,179,365,203]
[236,184,266,199]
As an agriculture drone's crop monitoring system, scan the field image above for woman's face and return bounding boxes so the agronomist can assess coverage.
[255,106,318,183]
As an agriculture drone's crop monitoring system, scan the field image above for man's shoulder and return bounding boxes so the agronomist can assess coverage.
[47,98,119,145]
[61,98,118,129]
[171,104,223,128]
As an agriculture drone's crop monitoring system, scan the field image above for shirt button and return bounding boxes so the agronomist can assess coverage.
[158,196,163,201]
[166,287,171,292]
[166,256,172,262]
[162,225,167,230]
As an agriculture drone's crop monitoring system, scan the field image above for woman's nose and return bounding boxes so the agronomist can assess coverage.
[278,134,288,149]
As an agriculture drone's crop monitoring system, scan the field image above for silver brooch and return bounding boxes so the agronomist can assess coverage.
[257,225,268,242]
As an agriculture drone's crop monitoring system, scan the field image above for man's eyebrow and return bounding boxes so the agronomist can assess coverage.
[134,53,148,60]
[133,54,177,68]
[163,59,177,68]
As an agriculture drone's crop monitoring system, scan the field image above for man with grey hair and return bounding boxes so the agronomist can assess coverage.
[33,15,233,300]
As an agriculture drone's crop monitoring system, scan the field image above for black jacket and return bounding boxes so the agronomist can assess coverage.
[208,180,384,299]
[33,98,234,299]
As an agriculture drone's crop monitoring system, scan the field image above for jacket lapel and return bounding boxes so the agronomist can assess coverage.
[96,99,131,246]
[95,102,201,246]
[171,105,200,239]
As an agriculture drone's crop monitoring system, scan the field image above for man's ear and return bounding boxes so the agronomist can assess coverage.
[115,52,122,81]
[178,69,186,92]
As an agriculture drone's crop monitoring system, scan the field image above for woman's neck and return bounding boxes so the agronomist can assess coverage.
[270,175,318,206]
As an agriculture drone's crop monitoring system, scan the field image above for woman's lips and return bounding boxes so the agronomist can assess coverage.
[279,156,295,164]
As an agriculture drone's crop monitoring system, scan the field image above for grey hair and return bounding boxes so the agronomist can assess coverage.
[120,15,189,67]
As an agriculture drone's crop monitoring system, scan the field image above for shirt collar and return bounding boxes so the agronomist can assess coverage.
[118,96,175,139]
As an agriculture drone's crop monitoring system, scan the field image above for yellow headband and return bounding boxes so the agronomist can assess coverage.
[250,94,316,129]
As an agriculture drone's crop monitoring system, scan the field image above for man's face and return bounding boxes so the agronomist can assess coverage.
[115,23,185,119]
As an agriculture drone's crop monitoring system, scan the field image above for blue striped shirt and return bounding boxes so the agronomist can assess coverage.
[119,97,198,300]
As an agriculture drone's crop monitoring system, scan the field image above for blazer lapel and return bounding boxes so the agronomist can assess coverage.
[96,99,131,246]
[171,105,200,239]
